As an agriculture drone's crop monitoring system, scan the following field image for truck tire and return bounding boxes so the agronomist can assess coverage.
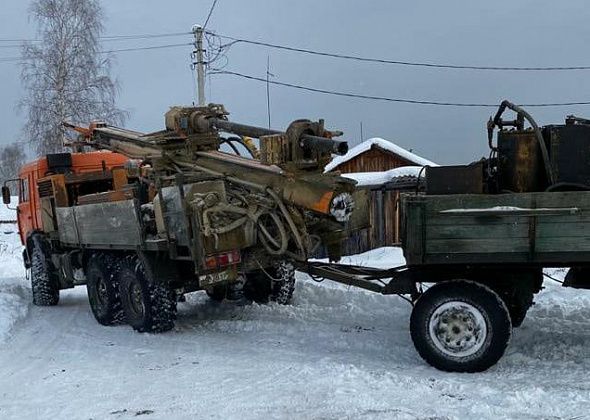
[30,235,59,306]
[117,254,176,333]
[244,261,295,305]
[86,253,124,326]
[410,280,512,372]
[206,285,227,302]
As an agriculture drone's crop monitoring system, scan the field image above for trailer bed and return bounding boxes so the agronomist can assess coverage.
[402,191,590,266]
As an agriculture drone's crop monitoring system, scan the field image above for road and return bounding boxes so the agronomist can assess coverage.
[1,253,590,419]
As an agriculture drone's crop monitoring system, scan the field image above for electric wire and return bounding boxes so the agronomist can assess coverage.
[101,43,193,54]
[0,31,191,43]
[0,42,193,63]
[209,32,590,72]
[203,0,219,30]
[211,69,590,108]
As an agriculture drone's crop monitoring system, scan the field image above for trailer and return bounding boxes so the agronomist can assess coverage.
[300,101,590,372]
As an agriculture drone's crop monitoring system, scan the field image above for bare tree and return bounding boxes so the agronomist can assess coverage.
[20,0,126,156]
[0,143,26,181]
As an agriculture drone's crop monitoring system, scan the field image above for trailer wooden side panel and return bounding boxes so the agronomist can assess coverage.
[402,191,590,266]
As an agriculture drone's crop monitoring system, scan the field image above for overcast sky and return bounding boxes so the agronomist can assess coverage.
[1,0,590,164]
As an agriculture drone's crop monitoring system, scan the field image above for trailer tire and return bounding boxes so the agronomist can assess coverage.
[410,280,511,372]
[483,282,535,328]
[30,235,59,306]
[118,254,176,333]
[244,261,295,305]
[86,253,124,326]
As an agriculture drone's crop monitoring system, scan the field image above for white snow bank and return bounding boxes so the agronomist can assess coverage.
[325,137,438,172]
[0,285,28,342]
[0,201,28,343]
[342,166,423,187]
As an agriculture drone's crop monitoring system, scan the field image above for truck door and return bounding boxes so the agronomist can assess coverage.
[16,173,33,245]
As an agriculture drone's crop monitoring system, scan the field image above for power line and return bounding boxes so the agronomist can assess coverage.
[203,0,220,30]
[0,31,191,44]
[0,38,33,42]
[102,43,192,54]
[100,32,191,41]
[0,42,192,63]
[209,32,590,72]
[211,69,590,107]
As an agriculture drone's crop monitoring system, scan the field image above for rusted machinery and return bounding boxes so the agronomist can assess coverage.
[4,103,357,334]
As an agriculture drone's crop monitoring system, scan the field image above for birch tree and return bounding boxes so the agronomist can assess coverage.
[20,0,126,156]
[0,143,26,181]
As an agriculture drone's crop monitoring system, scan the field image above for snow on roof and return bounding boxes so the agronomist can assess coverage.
[324,137,437,172]
[341,166,423,187]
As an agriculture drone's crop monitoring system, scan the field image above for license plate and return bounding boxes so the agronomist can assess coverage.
[199,269,235,287]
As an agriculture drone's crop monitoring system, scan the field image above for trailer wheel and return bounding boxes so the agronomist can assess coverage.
[30,235,59,306]
[244,261,295,305]
[410,280,511,372]
[86,253,124,325]
[483,281,536,328]
[118,254,176,333]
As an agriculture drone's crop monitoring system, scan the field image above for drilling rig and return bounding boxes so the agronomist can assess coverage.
[4,104,356,333]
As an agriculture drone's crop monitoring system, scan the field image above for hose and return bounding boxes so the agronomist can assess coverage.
[488,100,555,185]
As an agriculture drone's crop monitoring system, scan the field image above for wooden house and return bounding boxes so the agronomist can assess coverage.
[326,138,437,255]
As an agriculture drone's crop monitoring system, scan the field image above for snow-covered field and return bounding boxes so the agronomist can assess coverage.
[1,204,589,419]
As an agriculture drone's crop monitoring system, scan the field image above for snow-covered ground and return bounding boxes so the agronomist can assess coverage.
[1,204,589,419]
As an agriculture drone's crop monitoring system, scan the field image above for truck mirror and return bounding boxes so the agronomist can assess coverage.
[2,186,11,205]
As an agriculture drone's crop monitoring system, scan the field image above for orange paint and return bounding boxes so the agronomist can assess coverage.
[16,151,129,245]
[311,191,334,214]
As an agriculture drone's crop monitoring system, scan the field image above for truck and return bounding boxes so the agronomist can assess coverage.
[2,104,357,333]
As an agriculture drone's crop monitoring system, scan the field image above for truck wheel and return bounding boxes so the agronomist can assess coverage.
[206,285,227,302]
[410,280,511,372]
[244,261,295,305]
[86,253,124,325]
[117,254,176,333]
[30,235,59,306]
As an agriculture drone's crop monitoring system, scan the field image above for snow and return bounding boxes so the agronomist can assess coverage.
[1,207,590,418]
[341,166,424,187]
[0,201,28,343]
[325,137,438,172]
[441,206,580,214]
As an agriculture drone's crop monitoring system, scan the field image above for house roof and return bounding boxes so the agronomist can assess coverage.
[341,166,424,188]
[324,137,438,172]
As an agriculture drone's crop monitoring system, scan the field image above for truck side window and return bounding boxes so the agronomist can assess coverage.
[19,177,29,203]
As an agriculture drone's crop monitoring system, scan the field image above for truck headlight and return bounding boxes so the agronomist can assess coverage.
[329,192,355,222]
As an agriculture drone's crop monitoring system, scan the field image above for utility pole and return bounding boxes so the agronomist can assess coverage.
[192,24,206,106]
[266,56,272,129]
[360,121,364,142]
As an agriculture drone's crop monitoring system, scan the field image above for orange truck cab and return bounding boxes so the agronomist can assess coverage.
[7,151,129,250]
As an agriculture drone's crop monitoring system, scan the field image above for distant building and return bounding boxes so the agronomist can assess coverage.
[326,138,437,254]
[325,137,436,174]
